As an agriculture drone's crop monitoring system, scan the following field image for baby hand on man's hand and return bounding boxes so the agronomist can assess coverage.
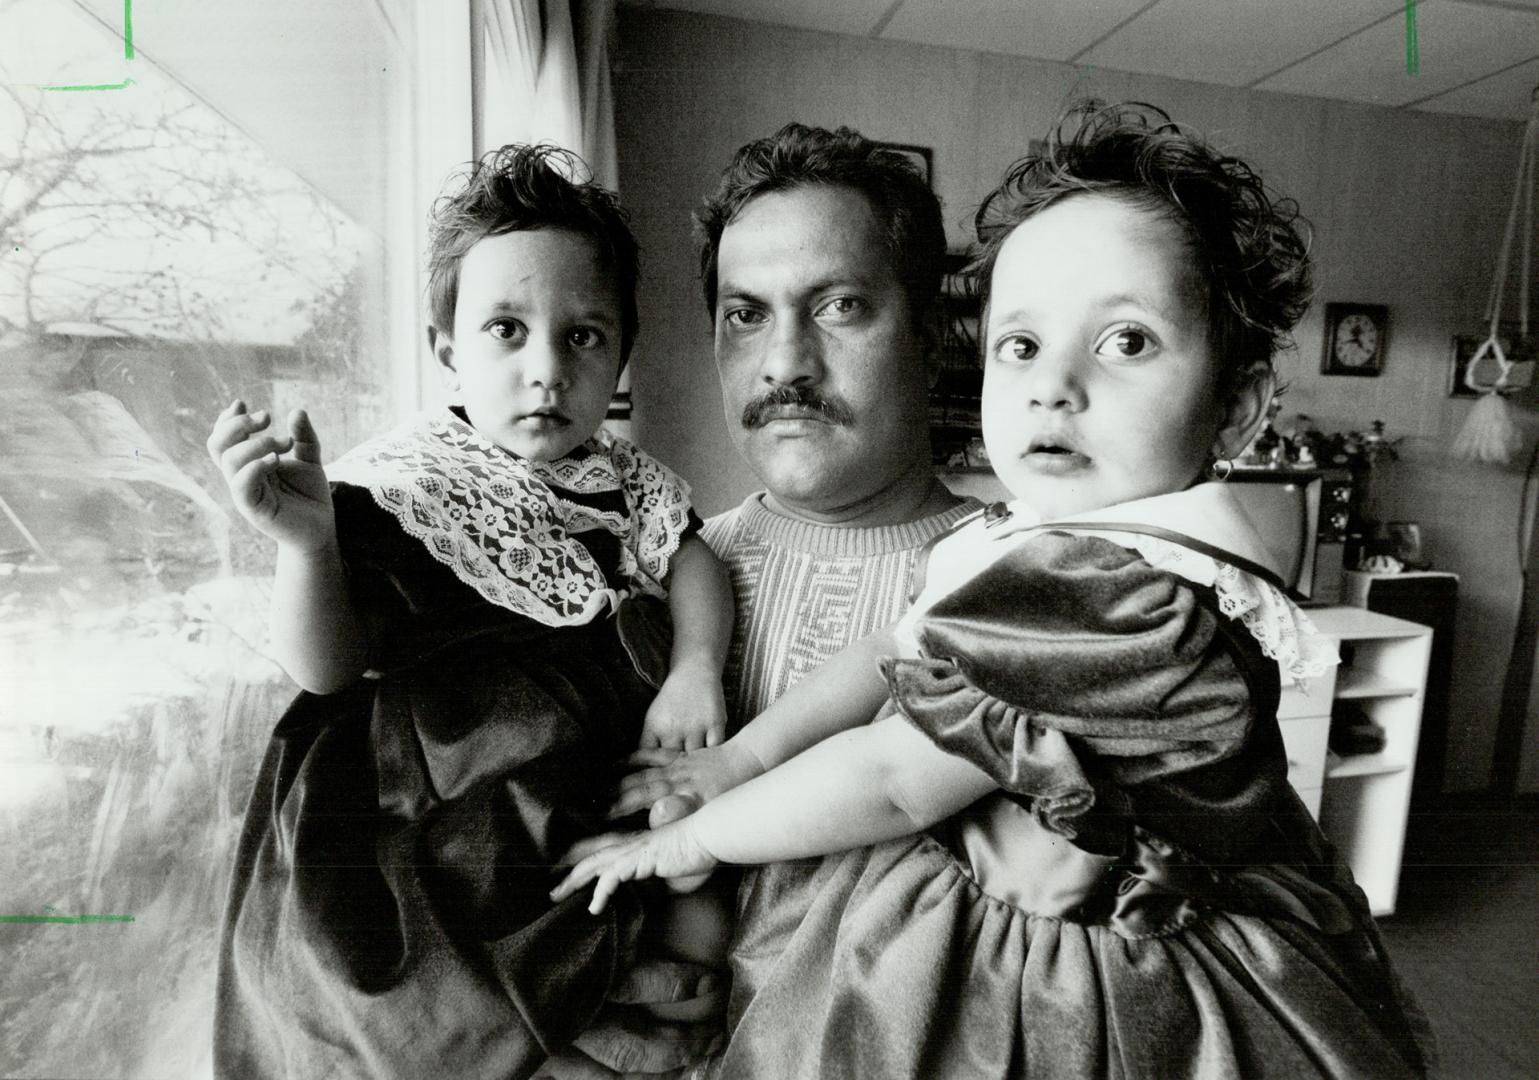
[552,819,718,915]
[610,742,763,822]
[639,661,728,751]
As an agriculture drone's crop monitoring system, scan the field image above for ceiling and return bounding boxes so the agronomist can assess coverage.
[625,0,1539,122]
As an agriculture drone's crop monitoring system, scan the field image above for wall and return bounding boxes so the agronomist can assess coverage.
[613,7,1536,793]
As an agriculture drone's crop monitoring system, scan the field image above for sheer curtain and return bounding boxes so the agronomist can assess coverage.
[477,0,629,429]
[478,0,618,187]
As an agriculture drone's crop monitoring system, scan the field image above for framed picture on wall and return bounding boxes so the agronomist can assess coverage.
[875,142,933,188]
[1448,326,1536,398]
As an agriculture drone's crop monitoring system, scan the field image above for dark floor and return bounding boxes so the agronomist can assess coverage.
[1376,794,1538,1080]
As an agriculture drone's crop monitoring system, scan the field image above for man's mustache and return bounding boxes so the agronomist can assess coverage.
[742,386,856,429]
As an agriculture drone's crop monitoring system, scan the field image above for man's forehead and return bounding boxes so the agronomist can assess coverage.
[716,186,896,296]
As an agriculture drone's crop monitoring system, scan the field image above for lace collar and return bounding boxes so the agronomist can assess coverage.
[325,410,692,627]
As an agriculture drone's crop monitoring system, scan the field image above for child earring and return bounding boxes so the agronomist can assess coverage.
[1209,455,1234,481]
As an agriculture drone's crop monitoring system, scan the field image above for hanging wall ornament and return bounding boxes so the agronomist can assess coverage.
[1452,86,1537,465]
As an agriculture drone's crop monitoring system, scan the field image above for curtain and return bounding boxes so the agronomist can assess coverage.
[478,0,618,189]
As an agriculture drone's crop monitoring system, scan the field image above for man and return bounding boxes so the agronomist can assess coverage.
[547,123,980,1079]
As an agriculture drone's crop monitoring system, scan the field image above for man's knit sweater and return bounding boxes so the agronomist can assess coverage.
[700,491,983,726]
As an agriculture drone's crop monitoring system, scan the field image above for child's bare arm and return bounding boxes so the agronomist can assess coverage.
[612,626,897,818]
[641,535,733,750]
[558,711,996,911]
[207,401,373,693]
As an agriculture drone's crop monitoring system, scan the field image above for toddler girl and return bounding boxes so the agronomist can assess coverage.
[209,145,730,1079]
[555,104,1431,1079]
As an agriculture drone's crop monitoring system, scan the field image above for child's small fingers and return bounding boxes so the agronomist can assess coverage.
[638,729,662,751]
[288,409,324,464]
[627,747,685,769]
[229,453,279,505]
[705,723,726,749]
[219,433,286,479]
[608,778,673,819]
[683,731,705,753]
[588,873,621,915]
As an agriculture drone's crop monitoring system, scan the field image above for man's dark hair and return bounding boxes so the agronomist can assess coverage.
[427,144,640,362]
[972,101,1312,399]
[695,123,947,328]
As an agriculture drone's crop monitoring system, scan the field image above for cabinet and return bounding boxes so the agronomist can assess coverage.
[1278,607,1432,916]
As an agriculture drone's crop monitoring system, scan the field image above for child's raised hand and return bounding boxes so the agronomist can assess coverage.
[551,818,718,915]
[207,401,334,553]
[609,741,764,821]
[639,662,728,751]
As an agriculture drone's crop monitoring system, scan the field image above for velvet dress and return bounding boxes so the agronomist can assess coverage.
[713,485,1431,1080]
[214,411,695,1080]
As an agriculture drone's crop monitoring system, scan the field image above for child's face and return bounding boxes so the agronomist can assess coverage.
[435,228,623,461]
[981,194,1237,519]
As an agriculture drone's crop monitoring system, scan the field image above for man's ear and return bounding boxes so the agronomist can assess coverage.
[429,326,458,389]
[1216,362,1275,461]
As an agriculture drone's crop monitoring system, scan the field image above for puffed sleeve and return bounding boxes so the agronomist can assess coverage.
[883,532,1259,848]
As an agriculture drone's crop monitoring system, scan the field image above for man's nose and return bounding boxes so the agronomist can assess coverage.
[759,314,822,387]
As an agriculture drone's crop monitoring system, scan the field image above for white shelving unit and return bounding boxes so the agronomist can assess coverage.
[1278,607,1432,916]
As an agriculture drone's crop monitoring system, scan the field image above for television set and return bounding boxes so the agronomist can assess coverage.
[1226,467,1353,604]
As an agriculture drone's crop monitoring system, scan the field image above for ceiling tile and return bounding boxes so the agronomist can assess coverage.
[879,0,1152,62]
[1078,0,1403,87]
[1254,0,1539,108]
[1413,55,1539,120]
[622,0,898,38]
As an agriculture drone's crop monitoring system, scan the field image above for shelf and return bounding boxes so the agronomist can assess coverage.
[1333,667,1419,700]
[1325,749,1410,780]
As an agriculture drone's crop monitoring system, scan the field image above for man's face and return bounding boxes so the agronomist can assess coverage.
[712,185,931,517]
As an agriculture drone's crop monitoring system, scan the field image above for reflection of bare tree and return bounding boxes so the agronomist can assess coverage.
[0,37,386,1080]
[0,61,353,348]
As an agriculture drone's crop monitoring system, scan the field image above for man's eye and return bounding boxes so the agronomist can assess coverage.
[994,334,1038,362]
[816,296,863,318]
[723,308,766,327]
[1095,326,1155,358]
[568,327,605,349]
[487,319,524,341]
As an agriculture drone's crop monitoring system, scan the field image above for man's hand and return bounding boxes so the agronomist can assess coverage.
[610,743,764,821]
[639,661,728,751]
[534,960,727,1079]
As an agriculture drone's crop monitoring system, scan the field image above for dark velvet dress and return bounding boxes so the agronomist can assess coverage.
[714,499,1431,1080]
[215,416,692,1080]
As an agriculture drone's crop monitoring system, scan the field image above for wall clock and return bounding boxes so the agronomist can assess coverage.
[1321,303,1388,377]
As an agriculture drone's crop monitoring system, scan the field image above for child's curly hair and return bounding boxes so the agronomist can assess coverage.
[972,101,1312,399]
[427,144,640,363]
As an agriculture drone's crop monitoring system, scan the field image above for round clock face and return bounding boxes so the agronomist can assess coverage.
[1334,313,1379,367]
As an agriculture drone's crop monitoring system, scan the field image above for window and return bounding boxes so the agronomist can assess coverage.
[1,2,421,1074]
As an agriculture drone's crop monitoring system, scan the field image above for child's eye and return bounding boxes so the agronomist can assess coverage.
[1095,325,1156,359]
[487,318,525,342]
[993,334,1039,362]
[567,327,605,349]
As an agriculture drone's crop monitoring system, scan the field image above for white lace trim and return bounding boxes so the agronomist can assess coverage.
[325,411,693,628]
[1090,532,1338,686]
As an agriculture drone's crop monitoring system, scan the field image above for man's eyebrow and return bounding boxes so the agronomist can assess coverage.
[716,270,880,305]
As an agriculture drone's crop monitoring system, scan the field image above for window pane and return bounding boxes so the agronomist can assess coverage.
[0,2,415,1075]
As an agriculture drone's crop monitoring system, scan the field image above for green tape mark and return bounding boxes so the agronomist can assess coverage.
[42,79,134,92]
[44,0,134,91]
[0,914,135,924]
[1405,1,1419,76]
